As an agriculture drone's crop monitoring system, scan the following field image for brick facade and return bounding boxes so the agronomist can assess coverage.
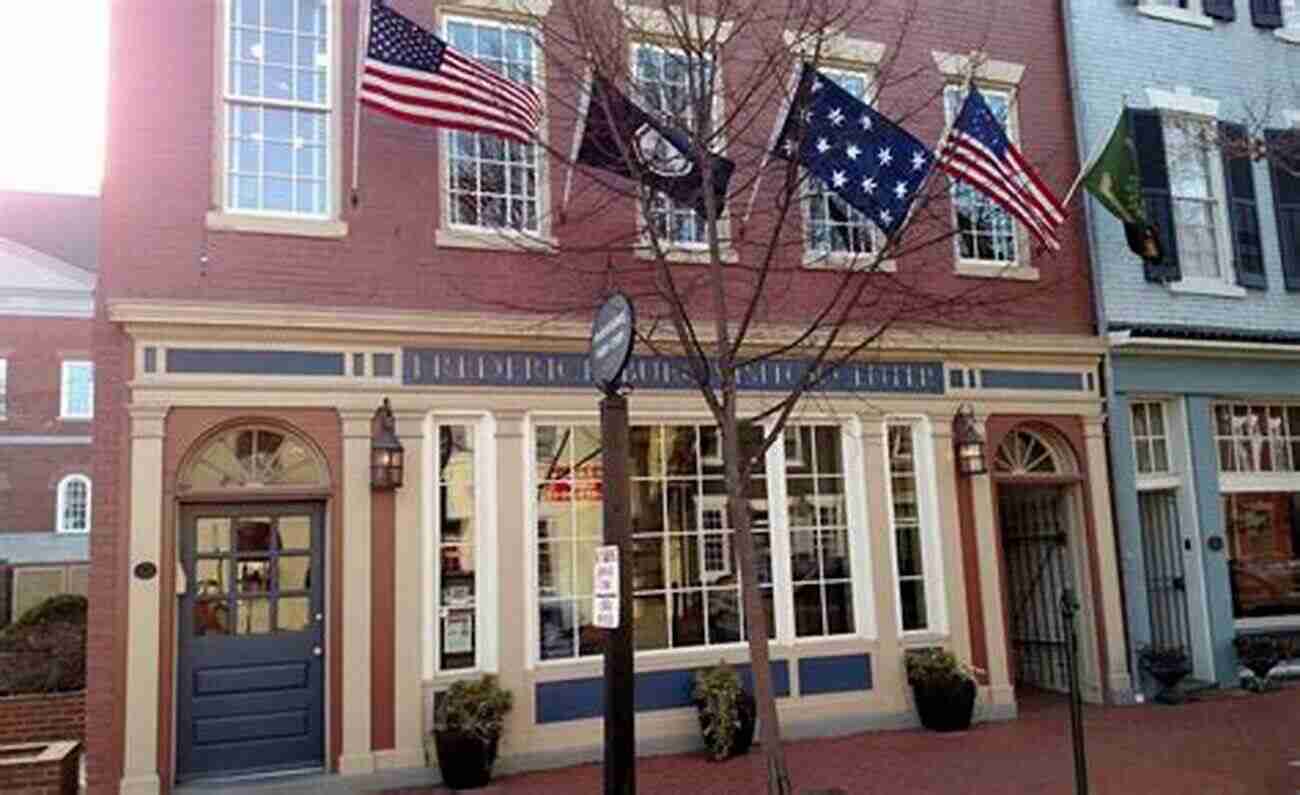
[0,692,85,745]
[0,740,81,795]
[92,2,1098,791]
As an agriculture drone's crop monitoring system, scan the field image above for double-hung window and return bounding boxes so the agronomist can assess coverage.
[434,423,481,671]
[885,421,943,634]
[1132,401,1173,476]
[633,43,720,248]
[944,86,1020,267]
[223,0,332,217]
[444,17,541,234]
[56,475,91,534]
[805,70,878,265]
[785,425,855,638]
[60,361,93,420]
[1164,117,1225,281]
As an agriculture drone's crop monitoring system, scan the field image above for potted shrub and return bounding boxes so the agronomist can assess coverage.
[432,675,513,789]
[692,661,757,761]
[1138,645,1191,704]
[1235,634,1285,692]
[904,648,980,732]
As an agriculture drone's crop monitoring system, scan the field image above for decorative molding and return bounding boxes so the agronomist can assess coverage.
[1167,278,1246,299]
[0,435,92,446]
[127,405,168,439]
[204,211,349,239]
[166,348,347,376]
[438,0,552,19]
[433,225,557,254]
[979,369,1086,392]
[616,1,734,41]
[931,50,1025,86]
[1145,86,1220,118]
[954,261,1040,282]
[634,244,739,265]
[783,30,885,66]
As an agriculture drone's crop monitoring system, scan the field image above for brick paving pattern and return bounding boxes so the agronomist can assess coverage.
[394,688,1300,795]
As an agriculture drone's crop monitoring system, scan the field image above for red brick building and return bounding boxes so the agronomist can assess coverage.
[0,191,97,622]
[93,2,1127,793]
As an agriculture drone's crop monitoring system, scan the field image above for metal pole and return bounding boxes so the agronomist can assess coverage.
[1061,588,1089,795]
[601,392,635,795]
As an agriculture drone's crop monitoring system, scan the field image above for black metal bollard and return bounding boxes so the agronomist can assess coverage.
[1060,588,1088,795]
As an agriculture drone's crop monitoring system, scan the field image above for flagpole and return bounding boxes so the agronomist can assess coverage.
[1062,96,1128,208]
[742,61,803,229]
[560,63,595,222]
[350,0,370,207]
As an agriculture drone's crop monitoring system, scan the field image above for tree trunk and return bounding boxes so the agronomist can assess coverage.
[721,409,792,795]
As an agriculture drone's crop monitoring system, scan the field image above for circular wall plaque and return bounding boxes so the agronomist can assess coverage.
[589,292,635,394]
[134,561,158,580]
[1206,536,1224,553]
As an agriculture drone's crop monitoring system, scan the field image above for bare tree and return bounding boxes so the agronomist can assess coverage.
[460,2,1087,792]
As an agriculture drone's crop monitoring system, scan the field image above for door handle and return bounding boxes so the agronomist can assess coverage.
[313,646,323,657]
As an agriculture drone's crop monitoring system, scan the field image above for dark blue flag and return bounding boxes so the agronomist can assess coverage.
[576,75,735,212]
[774,65,934,236]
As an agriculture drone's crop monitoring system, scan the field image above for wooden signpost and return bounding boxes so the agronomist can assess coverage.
[590,293,636,795]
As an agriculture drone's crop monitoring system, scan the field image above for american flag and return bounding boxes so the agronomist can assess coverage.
[937,87,1065,251]
[359,2,542,144]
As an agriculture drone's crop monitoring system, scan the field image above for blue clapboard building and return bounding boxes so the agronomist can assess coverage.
[1063,0,1300,694]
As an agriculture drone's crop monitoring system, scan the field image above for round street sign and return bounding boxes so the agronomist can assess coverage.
[590,292,635,393]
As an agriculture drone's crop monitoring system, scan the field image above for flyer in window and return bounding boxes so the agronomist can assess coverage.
[444,611,473,654]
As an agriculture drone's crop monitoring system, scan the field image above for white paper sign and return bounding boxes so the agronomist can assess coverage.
[593,545,620,629]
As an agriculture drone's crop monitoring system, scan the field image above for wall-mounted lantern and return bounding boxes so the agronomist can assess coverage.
[954,404,987,477]
[371,398,404,490]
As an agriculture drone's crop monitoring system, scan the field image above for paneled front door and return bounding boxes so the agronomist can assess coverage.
[177,502,326,781]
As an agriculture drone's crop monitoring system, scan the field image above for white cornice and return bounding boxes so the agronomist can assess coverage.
[108,299,1105,359]
[931,50,1025,87]
[1108,330,1300,360]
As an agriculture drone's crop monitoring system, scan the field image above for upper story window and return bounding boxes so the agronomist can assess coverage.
[944,86,1019,266]
[1215,402,1300,474]
[633,43,719,247]
[0,358,7,420]
[1163,117,1226,282]
[60,361,93,420]
[805,70,878,265]
[1131,401,1173,475]
[56,475,91,534]
[443,16,540,234]
[223,0,332,218]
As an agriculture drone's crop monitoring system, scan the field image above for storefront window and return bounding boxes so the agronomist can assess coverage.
[887,424,928,631]
[534,421,864,661]
[1224,492,1300,620]
[1214,402,1300,474]
[437,425,478,669]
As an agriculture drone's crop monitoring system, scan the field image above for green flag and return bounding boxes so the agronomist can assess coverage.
[1081,108,1146,225]
[1078,108,1162,263]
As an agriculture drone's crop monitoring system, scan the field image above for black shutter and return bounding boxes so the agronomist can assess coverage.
[1267,129,1300,290]
[1251,0,1285,28]
[1132,109,1181,283]
[1220,122,1267,288]
[1205,0,1236,21]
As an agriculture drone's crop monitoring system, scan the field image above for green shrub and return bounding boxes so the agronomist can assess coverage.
[433,675,513,744]
[904,648,981,689]
[693,661,745,761]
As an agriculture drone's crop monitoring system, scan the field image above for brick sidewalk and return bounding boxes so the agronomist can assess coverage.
[396,687,1300,795]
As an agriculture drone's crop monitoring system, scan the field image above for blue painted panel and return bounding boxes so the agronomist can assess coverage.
[374,352,395,377]
[143,347,157,374]
[1112,354,1300,398]
[798,654,872,695]
[979,370,1085,391]
[1184,397,1238,685]
[405,348,944,395]
[535,660,791,724]
[195,662,308,695]
[194,710,308,745]
[949,370,965,388]
[167,349,346,376]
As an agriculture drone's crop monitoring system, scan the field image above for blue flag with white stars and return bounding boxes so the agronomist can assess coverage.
[774,65,934,236]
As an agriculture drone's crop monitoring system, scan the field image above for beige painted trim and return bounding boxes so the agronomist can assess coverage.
[109,300,1108,359]
[930,421,969,658]
[433,226,558,253]
[1137,3,1214,29]
[492,411,532,754]
[204,211,349,239]
[954,262,1040,282]
[391,412,426,763]
[616,1,734,41]
[931,50,1026,86]
[1083,419,1133,701]
[439,0,552,19]
[338,411,375,775]
[783,30,886,67]
[968,415,1011,694]
[120,406,167,795]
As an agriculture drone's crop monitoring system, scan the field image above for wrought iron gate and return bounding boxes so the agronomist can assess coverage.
[1138,489,1192,654]
[1000,486,1074,693]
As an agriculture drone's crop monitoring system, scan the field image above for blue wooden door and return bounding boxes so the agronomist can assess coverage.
[177,503,326,781]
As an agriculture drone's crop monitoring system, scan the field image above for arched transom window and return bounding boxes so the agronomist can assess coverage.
[994,429,1075,477]
[56,475,91,534]
[179,425,328,492]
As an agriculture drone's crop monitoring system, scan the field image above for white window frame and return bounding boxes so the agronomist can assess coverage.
[207,0,348,239]
[59,360,93,421]
[942,83,1038,281]
[1280,0,1300,43]
[55,474,91,534]
[433,12,554,254]
[524,415,874,667]
[423,413,498,679]
[1131,399,1181,488]
[801,67,892,271]
[628,41,737,264]
[1137,0,1215,29]
[0,358,7,421]
[883,417,947,637]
